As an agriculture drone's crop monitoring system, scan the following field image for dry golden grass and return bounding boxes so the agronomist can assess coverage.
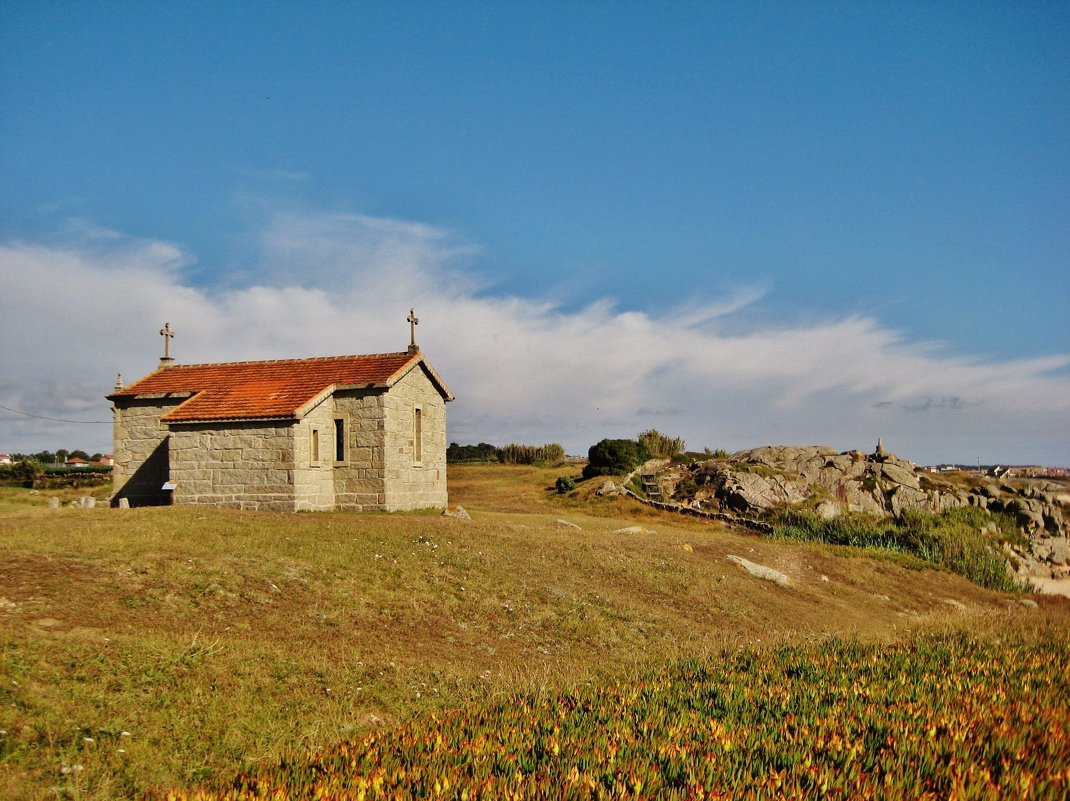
[0,482,112,509]
[0,465,1065,799]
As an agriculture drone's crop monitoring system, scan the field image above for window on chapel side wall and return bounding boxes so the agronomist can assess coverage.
[414,407,423,464]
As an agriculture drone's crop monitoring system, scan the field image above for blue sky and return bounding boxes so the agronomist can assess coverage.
[1,1,1068,465]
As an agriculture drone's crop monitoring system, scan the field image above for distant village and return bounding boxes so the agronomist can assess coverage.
[0,451,114,469]
[922,463,1069,479]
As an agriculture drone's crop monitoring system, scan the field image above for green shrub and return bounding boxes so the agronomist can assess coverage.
[555,476,576,494]
[582,438,650,479]
[672,475,698,501]
[497,443,566,466]
[4,460,43,481]
[637,429,685,458]
[41,465,111,476]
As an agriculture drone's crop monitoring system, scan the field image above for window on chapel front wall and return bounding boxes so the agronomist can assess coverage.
[334,419,345,462]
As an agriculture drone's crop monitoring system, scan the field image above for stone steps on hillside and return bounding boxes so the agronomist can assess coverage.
[641,473,662,501]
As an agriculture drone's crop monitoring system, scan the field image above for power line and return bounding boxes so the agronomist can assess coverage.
[0,403,111,424]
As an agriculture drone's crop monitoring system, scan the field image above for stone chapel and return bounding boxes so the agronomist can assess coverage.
[108,314,453,511]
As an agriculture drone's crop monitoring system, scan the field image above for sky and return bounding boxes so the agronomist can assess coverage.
[1,1,1068,466]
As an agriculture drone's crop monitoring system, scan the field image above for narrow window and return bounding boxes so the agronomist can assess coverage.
[414,407,423,463]
[334,419,345,462]
[311,429,320,463]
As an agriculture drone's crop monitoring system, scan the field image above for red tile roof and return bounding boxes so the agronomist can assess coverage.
[109,352,452,423]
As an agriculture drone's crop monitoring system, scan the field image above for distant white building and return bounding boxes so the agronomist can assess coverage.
[0,454,12,465]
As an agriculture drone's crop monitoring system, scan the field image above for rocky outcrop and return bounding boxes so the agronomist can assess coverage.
[680,444,956,518]
[657,444,1070,584]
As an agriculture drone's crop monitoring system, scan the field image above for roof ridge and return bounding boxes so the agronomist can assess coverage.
[165,352,413,369]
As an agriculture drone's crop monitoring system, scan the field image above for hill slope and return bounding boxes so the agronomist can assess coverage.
[0,464,1065,799]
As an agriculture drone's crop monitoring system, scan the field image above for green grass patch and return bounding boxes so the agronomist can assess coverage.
[769,507,1028,593]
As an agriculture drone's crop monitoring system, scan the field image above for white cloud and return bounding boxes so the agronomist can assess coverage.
[1,214,1068,465]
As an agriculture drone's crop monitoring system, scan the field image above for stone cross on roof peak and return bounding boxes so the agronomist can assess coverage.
[407,308,420,355]
[159,322,176,368]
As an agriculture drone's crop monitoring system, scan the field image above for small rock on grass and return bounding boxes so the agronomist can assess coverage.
[442,505,471,520]
[614,526,653,535]
[725,555,792,588]
[554,519,581,530]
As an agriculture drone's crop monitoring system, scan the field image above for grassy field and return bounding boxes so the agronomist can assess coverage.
[0,483,113,509]
[1,464,1066,799]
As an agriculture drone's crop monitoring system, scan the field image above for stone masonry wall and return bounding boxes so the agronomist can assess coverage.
[333,389,388,511]
[292,399,337,511]
[382,365,448,511]
[112,398,182,506]
[169,421,297,511]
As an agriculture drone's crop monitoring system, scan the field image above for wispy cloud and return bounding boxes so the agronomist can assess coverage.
[901,396,971,413]
[2,213,1068,465]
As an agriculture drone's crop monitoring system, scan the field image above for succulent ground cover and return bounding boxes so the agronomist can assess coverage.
[167,634,1070,800]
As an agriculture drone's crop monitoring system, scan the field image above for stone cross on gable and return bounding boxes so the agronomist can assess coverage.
[160,322,174,357]
[159,322,175,367]
[407,308,420,355]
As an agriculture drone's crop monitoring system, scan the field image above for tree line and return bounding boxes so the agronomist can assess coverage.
[447,430,698,470]
[5,449,105,464]
[446,442,566,466]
